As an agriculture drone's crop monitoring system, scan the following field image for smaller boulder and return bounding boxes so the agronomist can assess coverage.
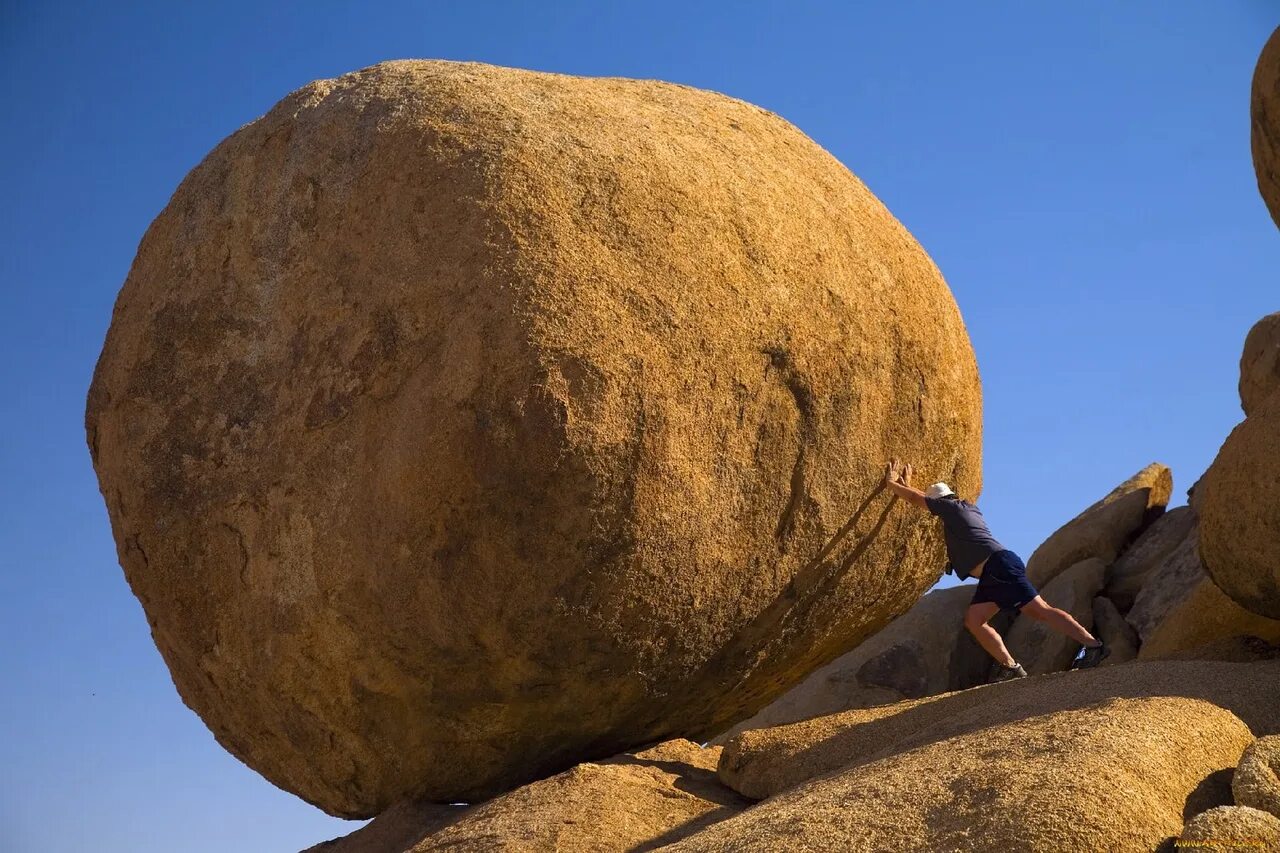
[1234,735,1280,820]
[1178,806,1280,850]
[1091,596,1139,665]
[1024,463,1172,587]
[1005,558,1105,674]
[1104,506,1197,612]
[1241,313,1280,416]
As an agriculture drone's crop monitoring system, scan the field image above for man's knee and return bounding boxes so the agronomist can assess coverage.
[1021,601,1055,621]
[964,612,988,633]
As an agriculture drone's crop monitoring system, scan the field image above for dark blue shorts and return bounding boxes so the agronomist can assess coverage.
[970,550,1039,611]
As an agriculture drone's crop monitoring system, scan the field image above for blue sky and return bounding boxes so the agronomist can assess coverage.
[2,3,1277,851]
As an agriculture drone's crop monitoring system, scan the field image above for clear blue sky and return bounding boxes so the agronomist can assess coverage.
[2,3,1277,851]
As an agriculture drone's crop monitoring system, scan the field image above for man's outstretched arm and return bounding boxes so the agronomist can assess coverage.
[883,460,928,509]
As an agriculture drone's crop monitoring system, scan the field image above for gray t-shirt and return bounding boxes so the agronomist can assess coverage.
[925,496,1005,580]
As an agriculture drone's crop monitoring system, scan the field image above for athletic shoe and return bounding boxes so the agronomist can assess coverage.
[1071,642,1110,670]
[991,662,1028,683]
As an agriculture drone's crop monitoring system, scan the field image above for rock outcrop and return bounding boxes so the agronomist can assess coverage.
[85,60,982,815]
[675,697,1251,852]
[1253,26,1280,228]
[712,586,971,742]
[1234,735,1280,819]
[1005,557,1104,674]
[1023,463,1171,588]
[1178,806,1280,850]
[1103,505,1196,612]
[1201,377,1280,621]
[717,659,1280,801]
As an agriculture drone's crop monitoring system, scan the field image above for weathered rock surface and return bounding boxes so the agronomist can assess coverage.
[717,659,1280,801]
[85,61,982,815]
[1138,572,1280,662]
[306,740,744,852]
[1125,524,1205,643]
[1091,596,1139,665]
[1006,557,1104,674]
[673,697,1250,852]
[1024,463,1172,588]
[1200,392,1280,620]
[1253,26,1280,229]
[1179,806,1280,851]
[1104,505,1196,612]
[1240,313,1280,416]
[1234,735,1280,819]
[712,586,971,743]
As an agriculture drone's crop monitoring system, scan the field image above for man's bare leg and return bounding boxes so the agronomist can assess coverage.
[1019,596,1099,646]
[964,601,1017,667]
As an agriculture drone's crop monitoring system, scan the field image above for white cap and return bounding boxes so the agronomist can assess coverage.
[924,482,954,499]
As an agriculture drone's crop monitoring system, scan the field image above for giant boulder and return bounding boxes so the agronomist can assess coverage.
[85,61,982,815]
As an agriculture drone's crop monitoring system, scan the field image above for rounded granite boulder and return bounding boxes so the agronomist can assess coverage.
[86,61,981,816]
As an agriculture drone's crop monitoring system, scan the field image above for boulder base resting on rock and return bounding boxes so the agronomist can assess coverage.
[1023,463,1171,588]
[1234,735,1280,820]
[305,740,746,852]
[84,61,982,815]
[673,697,1251,852]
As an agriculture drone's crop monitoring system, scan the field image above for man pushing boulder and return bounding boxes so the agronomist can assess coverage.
[883,460,1108,681]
